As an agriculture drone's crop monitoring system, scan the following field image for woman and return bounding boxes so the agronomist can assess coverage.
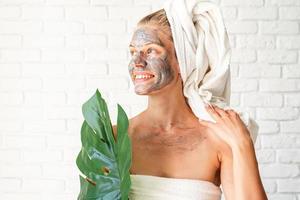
[113,0,268,199]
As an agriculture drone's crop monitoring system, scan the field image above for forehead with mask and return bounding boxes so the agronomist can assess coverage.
[128,9,180,95]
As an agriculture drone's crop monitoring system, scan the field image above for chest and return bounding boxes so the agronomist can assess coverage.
[129,128,220,184]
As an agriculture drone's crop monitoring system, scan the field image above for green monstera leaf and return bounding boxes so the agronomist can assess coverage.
[76,89,132,200]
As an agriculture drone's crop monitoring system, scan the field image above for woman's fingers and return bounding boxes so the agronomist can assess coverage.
[204,103,222,121]
[211,104,229,119]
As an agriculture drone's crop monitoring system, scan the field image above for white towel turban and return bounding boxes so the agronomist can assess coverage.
[163,0,259,143]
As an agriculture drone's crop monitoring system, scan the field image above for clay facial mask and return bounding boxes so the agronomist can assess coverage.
[128,27,175,95]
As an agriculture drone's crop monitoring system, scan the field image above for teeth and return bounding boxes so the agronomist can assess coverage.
[135,74,153,80]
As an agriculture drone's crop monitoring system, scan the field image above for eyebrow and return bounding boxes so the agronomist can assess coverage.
[129,40,165,48]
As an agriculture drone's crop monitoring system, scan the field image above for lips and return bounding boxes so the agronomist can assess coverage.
[132,71,155,83]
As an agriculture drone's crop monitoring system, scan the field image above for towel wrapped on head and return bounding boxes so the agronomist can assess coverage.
[163,0,259,143]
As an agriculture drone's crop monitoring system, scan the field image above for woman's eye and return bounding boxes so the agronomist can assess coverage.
[147,48,155,54]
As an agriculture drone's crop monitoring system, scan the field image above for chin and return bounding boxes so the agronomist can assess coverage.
[134,89,150,95]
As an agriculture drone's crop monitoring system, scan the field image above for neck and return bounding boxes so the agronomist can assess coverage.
[145,77,197,131]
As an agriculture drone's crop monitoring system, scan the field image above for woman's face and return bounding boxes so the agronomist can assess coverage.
[128,25,178,95]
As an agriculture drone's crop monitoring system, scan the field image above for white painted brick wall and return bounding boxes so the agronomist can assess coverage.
[0,0,299,199]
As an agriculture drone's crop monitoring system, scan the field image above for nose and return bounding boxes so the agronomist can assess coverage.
[133,52,146,68]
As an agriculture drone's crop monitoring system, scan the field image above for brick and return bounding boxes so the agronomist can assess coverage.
[41,49,84,62]
[22,179,65,193]
[282,65,300,78]
[21,91,41,106]
[256,120,279,134]
[259,164,299,178]
[0,78,42,91]
[285,94,300,106]
[64,148,81,162]
[255,150,275,163]
[0,194,41,200]
[42,164,77,178]
[279,7,300,19]
[261,135,300,148]
[65,35,106,48]
[221,7,237,20]
[0,0,43,4]
[23,150,63,162]
[0,150,20,161]
[278,150,300,163]
[0,21,42,34]
[277,36,300,49]
[86,49,127,61]
[22,63,65,77]
[260,79,300,92]
[239,64,281,78]
[230,63,239,77]
[43,92,66,105]
[47,135,80,148]
[44,22,83,34]
[229,93,240,106]
[278,179,300,192]
[24,119,66,132]
[267,194,297,200]
[0,63,21,77]
[110,91,147,105]
[109,6,151,20]
[260,21,299,34]
[65,63,108,77]
[257,107,298,120]
[231,78,258,92]
[0,35,22,47]
[91,0,132,5]
[22,6,64,19]
[23,35,64,48]
[0,164,42,177]
[236,35,276,49]
[267,0,300,6]
[0,92,23,105]
[87,76,129,91]
[65,91,98,107]
[43,78,85,91]
[0,6,20,19]
[261,179,277,193]
[0,106,43,120]
[0,49,40,62]
[66,119,82,133]
[221,0,264,6]
[42,194,74,200]
[133,0,162,6]
[231,49,256,63]
[46,106,81,119]
[4,135,46,149]
[0,178,21,192]
[242,93,282,107]
[85,20,126,34]
[66,7,107,20]
[257,50,297,64]
[238,7,277,20]
[280,119,300,133]
[0,120,23,132]
[109,60,132,75]
[65,178,80,193]
[226,21,258,34]
[108,34,131,49]
[45,0,89,5]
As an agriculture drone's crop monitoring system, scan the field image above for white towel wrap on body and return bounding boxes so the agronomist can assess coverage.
[162,0,258,143]
[128,174,222,200]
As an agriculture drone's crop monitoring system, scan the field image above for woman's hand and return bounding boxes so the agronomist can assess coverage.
[199,103,252,149]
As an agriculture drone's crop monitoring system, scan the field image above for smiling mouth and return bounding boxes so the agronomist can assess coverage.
[134,74,155,83]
